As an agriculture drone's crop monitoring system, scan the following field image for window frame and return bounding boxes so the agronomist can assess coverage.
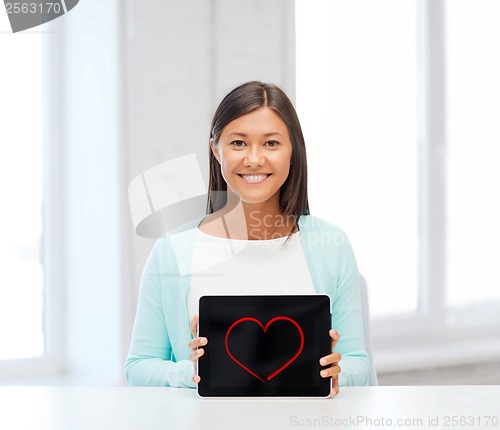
[371,0,500,372]
[295,0,500,374]
[0,23,65,381]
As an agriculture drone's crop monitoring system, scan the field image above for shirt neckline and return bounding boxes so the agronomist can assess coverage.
[196,226,300,243]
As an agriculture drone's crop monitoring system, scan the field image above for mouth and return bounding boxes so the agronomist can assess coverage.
[237,173,272,184]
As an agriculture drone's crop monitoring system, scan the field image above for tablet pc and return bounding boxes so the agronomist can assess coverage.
[197,295,332,397]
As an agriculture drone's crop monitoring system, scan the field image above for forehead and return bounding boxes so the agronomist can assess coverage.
[221,107,289,137]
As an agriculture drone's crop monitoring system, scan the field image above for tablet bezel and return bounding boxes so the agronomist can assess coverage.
[197,295,332,398]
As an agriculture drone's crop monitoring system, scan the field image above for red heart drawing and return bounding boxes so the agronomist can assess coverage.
[224,316,304,383]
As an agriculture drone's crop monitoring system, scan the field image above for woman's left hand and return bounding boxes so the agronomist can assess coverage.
[319,329,342,397]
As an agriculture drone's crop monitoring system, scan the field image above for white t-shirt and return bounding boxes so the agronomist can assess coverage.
[187,228,315,321]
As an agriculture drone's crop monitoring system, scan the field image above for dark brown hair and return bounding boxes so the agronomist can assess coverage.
[207,81,310,227]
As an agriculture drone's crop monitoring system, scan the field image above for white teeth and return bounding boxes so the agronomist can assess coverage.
[240,174,269,182]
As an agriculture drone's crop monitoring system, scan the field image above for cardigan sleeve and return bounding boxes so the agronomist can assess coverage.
[299,217,371,386]
[332,245,370,386]
[331,235,370,386]
[125,239,195,388]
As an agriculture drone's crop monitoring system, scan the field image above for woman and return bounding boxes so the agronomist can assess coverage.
[125,81,370,395]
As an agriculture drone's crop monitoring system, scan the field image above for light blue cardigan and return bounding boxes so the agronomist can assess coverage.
[125,215,370,387]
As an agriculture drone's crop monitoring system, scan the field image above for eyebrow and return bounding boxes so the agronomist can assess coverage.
[226,132,283,138]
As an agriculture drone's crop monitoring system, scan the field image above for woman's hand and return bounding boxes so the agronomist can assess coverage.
[188,314,207,384]
[319,329,342,397]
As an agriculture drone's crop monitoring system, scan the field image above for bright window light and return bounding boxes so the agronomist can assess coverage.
[296,0,418,318]
[0,14,44,360]
[445,0,500,308]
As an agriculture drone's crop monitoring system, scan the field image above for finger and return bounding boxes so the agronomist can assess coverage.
[189,347,204,363]
[190,315,199,338]
[330,329,340,349]
[320,363,341,379]
[188,336,207,351]
[331,376,339,397]
[192,374,201,384]
[319,352,342,367]
[190,351,203,375]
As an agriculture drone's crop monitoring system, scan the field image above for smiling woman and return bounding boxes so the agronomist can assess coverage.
[205,106,294,240]
[125,81,373,395]
[207,82,309,224]
[212,107,292,204]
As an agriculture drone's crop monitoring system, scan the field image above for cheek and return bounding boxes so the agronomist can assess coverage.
[218,154,239,185]
[274,151,293,173]
[219,152,236,173]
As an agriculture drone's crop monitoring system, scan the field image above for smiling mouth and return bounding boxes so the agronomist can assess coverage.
[237,174,271,184]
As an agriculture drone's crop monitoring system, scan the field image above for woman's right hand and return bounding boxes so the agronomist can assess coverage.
[188,314,207,384]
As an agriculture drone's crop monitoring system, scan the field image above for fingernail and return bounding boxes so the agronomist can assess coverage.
[197,349,203,356]
[321,370,328,377]
[320,358,327,366]
[200,338,207,345]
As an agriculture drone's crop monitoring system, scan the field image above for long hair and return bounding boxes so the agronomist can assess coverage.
[207,81,310,227]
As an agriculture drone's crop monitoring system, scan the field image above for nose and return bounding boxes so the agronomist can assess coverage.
[244,146,265,167]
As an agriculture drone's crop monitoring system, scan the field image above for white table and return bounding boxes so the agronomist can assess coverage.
[0,386,498,430]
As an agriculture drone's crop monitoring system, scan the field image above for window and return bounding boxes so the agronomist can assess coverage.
[0,16,44,361]
[445,0,500,312]
[296,0,418,318]
[296,0,500,368]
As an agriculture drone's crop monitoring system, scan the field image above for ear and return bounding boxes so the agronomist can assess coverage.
[210,138,220,163]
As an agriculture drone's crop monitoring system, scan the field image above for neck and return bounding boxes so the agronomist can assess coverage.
[218,196,296,240]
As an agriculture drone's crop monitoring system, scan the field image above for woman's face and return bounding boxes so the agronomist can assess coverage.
[211,107,293,209]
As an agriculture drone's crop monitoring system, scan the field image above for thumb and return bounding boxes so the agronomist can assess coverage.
[330,329,340,350]
[190,314,199,338]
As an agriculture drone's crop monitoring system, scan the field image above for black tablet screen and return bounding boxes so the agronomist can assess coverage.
[198,295,332,397]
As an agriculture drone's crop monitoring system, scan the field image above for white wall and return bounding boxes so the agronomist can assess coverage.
[63,1,125,384]
[123,0,296,365]
[31,0,127,385]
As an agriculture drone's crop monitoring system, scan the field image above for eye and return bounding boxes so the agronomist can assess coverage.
[230,140,246,148]
[265,140,280,148]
